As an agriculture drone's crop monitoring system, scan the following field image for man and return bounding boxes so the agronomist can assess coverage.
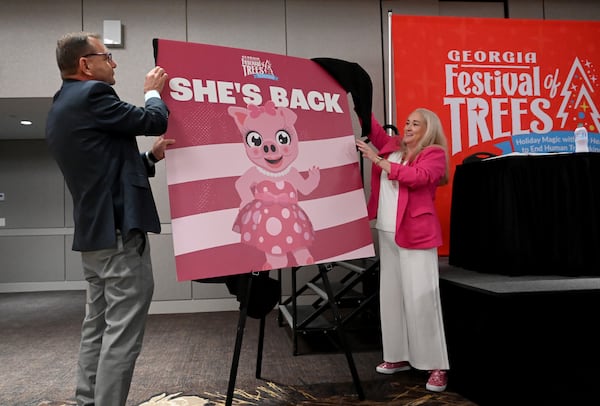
[45,32,173,406]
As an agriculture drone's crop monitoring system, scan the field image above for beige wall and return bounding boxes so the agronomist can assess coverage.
[0,0,598,313]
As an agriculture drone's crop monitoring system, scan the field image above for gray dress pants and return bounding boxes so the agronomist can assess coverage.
[76,230,154,406]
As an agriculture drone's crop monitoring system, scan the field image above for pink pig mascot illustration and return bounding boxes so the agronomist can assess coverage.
[228,100,320,270]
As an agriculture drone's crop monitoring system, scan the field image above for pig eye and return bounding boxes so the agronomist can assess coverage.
[246,131,262,147]
[276,130,291,145]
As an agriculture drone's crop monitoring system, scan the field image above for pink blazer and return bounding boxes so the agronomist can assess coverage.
[366,115,446,249]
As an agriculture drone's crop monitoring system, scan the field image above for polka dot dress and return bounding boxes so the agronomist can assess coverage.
[233,180,315,255]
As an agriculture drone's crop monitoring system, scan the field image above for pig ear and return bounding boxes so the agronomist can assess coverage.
[228,106,249,129]
[278,106,297,126]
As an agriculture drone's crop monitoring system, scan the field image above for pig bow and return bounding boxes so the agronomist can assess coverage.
[248,101,277,118]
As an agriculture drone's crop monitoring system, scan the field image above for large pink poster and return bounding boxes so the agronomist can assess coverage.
[155,39,374,281]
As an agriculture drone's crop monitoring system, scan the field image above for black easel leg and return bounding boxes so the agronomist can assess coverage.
[256,315,265,378]
[225,273,252,406]
[318,264,365,400]
[291,266,299,355]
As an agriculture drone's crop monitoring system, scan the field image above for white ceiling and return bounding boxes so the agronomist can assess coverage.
[0,97,53,140]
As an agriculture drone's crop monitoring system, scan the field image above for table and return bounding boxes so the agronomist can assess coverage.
[448,152,600,277]
[439,259,600,405]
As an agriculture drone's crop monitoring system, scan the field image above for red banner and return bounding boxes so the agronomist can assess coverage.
[392,15,600,255]
[155,39,374,281]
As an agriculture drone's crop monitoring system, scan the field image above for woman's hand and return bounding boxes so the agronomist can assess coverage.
[356,139,379,164]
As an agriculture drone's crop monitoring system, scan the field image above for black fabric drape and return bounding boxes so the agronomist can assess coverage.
[311,57,373,138]
[449,153,600,276]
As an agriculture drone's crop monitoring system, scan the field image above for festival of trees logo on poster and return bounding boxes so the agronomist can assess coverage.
[444,50,599,156]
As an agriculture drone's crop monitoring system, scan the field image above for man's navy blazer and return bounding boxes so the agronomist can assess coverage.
[46,79,169,252]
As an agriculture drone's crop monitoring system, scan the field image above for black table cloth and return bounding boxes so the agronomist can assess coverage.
[449,152,600,277]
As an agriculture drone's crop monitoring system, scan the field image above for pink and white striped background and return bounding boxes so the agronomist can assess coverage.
[156,39,374,281]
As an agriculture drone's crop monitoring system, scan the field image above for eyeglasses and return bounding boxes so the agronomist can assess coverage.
[82,52,113,62]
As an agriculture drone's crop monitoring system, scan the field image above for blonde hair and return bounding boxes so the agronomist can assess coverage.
[402,108,450,185]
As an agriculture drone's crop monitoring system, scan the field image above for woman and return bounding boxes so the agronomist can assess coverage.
[356,108,450,392]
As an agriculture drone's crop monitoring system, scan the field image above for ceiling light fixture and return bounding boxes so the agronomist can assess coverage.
[20,120,33,125]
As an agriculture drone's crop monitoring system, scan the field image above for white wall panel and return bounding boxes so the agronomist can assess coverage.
[0,236,64,282]
[543,0,600,20]
[286,0,385,121]
[0,140,64,228]
[439,1,505,17]
[508,0,545,18]
[186,0,286,53]
[64,235,83,281]
[82,0,187,107]
[149,233,190,301]
[0,0,82,98]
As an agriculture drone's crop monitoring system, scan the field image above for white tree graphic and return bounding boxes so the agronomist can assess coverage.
[557,57,599,132]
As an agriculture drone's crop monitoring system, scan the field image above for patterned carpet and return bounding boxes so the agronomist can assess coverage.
[133,379,478,405]
[39,377,477,406]
[3,291,477,406]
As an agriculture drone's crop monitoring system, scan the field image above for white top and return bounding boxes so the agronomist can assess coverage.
[376,151,404,232]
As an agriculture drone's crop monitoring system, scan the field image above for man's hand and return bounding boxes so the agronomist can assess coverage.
[144,66,168,93]
[151,135,176,161]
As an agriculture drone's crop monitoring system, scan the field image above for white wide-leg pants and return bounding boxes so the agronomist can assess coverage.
[378,230,449,371]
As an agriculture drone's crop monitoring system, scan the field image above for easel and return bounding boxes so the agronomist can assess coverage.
[225,272,265,406]
[312,263,365,400]
[224,266,365,406]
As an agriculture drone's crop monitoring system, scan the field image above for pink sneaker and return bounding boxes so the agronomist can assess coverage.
[426,369,448,392]
[375,361,411,374]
